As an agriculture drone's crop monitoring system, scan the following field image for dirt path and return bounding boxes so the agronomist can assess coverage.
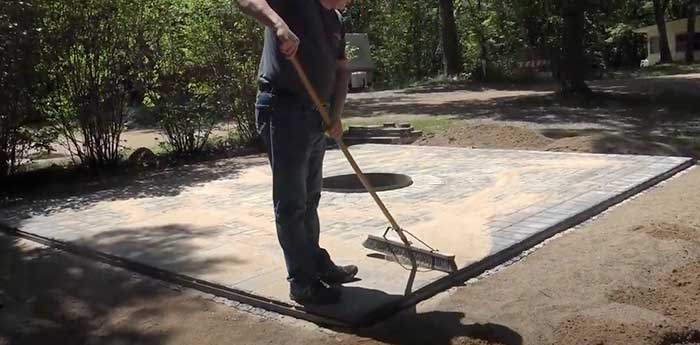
[347,73,700,158]
[346,73,700,121]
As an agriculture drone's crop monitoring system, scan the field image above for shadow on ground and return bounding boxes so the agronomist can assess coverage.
[348,91,698,128]
[347,75,700,159]
[0,235,174,345]
[396,81,557,95]
[0,157,268,220]
[78,224,249,276]
[0,224,260,344]
[357,308,522,345]
[1,230,523,345]
[542,130,700,158]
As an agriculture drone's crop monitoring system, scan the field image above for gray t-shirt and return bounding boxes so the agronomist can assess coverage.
[258,0,345,102]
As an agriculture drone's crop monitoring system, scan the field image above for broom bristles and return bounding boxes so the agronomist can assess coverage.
[363,235,458,273]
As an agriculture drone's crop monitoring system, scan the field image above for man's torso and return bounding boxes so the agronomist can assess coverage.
[258,0,345,102]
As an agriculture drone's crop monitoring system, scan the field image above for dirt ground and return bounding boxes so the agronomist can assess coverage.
[347,73,700,158]
[3,75,700,345]
[415,123,690,158]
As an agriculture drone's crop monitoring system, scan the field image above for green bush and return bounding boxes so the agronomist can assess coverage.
[345,1,442,87]
[4,0,264,173]
[191,0,262,143]
[141,0,262,155]
[0,0,55,177]
[153,73,216,155]
[42,0,146,168]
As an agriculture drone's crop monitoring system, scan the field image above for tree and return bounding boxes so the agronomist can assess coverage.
[461,0,493,80]
[653,0,674,63]
[42,0,149,168]
[0,0,55,177]
[344,2,442,87]
[560,0,592,94]
[150,0,264,155]
[687,0,697,62]
[438,0,463,75]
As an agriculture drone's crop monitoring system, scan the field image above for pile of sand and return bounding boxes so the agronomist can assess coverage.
[544,133,682,156]
[416,124,554,150]
[416,123,685,158]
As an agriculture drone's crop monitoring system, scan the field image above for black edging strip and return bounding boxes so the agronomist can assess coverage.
[1,159,694,328]
[0,225,350,329]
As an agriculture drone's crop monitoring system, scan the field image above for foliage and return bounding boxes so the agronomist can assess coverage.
[345,1,442,87]
[41,0,148,168]
[37,0,263,161]
[142,0,262,155]
[0,0,57,177]
[153,75,215,155]
[346,42,361,61]
[604,23,647,68]
[345,0,656,86]
[193,0,262,143]
[3,0,692,174]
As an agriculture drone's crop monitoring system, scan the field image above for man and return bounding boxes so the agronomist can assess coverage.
[235,0,357,305]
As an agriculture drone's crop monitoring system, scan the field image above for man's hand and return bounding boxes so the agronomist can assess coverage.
[275,22,300,58]
[235,0,298,58]
[328,118,343,140]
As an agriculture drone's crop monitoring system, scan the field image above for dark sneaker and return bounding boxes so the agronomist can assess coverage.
[320,264,359,285]
[290,280,342,305]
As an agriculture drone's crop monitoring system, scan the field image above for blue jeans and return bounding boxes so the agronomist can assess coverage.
[256,91,334,286]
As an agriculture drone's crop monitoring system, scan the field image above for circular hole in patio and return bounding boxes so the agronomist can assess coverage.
[322,173,413,193]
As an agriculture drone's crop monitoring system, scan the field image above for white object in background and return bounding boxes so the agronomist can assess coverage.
[346,33,375,89]
[350,71,368,89]
[640,59,650,68]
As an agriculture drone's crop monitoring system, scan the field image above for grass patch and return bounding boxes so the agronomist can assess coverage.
[407,118,456,134]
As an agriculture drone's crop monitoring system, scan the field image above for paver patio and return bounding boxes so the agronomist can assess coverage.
[0,144,692,325]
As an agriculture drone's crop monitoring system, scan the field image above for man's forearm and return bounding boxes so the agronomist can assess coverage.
[330,59,350,121]
[235,0,285,29]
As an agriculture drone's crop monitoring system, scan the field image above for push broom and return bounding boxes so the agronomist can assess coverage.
[290,55,458,274]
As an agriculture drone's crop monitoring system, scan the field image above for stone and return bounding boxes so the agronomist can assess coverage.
[127,147,158,169]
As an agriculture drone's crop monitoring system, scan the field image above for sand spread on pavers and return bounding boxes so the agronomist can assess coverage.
[83,151,615,267]
[401,170,545,263]
[340,156,614,265]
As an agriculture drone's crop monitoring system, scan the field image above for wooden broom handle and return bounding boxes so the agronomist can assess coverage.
[289,55,413,248]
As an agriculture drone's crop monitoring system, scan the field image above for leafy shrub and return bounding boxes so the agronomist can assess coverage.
[0,0,55,177]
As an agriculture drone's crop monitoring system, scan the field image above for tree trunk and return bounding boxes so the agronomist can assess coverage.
[437,0,462,76]
[560,1,591,95]
[474,0,490,80]
[654,0,674,64]
[687,1,697,63]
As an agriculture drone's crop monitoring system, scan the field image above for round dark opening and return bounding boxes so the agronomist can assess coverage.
[322,173,413,193]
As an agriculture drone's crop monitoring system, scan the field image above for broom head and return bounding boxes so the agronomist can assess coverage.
[362,234,458,273]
